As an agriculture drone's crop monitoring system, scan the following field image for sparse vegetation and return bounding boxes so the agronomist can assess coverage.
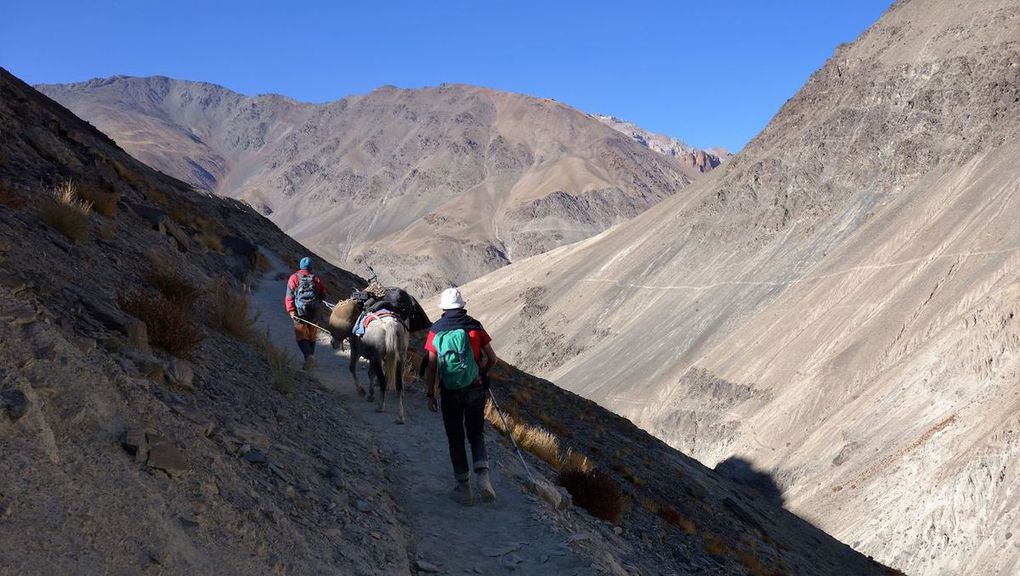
[658,504,696,534]
[735,549,771,576]
[256,331,295,394]
[0,183,26,209]
[254,251,272,272]
[557,468,625,523]
[145,268,200,308]
[209,281,255,341]
[559,448,593,475]
[118,291,204,358]
[703,533,727,557]
[485,399,561,468]
[40,181,92,242]
[197,231,224,252]
[76,182,120,217]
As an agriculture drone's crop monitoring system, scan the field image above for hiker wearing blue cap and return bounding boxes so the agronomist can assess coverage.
[285,256,326,370]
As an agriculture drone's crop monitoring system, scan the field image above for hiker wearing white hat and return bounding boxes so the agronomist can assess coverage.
[425,286,500,505]
[438,287,467,310]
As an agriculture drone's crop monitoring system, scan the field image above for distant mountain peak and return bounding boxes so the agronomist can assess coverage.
[593,113,730,173]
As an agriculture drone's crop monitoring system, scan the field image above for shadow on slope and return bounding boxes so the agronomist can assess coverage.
[715,457,785,508]
[486,361,902,575]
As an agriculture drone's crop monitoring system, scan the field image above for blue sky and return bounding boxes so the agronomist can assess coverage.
[1,1,891,151]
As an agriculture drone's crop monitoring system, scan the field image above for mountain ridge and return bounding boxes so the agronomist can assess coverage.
[37,76,724,296]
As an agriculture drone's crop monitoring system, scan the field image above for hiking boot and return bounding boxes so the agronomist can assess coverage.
[451,481,473,506]
[302,354,316,371]
[477,469,496,502]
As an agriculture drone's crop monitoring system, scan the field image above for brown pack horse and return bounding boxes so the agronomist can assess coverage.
[327,299,365,394]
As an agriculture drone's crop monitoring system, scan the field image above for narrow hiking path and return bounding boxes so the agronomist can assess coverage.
[250,252,596,576]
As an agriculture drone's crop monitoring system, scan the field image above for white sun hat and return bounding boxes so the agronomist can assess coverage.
[439,287,466,310]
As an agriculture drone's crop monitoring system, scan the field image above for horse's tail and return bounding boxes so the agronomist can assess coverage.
[383,319,400,389]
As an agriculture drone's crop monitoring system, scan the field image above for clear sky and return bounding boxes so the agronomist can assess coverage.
[1,1,891,152]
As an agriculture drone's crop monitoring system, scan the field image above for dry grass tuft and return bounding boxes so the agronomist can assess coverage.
[703,533,727,557]
[255,251,272,272]
[77,182,120,217]
[145,268,199,308]
[256,331,296,395]
[0,183,26,209]
[209,281,255,341]
[735,549,771,576]
[119,291,204,359]
[559,448,593,475]
[197,232,224,252]
[512,422,561,468]
[558,468,625,523]
[41,181,92,242]
[485,399,561,468]
[658,504,697,534]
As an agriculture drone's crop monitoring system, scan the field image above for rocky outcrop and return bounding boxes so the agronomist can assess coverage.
[594,113,730,173]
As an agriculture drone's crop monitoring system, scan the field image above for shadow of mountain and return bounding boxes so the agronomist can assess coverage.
[715,457,785,507]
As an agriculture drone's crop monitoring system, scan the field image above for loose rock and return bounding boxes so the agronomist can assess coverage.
[1,389,29,422]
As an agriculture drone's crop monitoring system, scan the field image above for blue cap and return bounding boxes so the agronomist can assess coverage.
[299,256,312,270]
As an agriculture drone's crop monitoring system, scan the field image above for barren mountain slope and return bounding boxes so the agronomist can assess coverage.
[38,78,720,295]
[0,67,895,576]
[464,1,1020,574]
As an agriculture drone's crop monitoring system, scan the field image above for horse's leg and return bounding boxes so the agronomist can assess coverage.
[367,357,381,403]
[373,358,386,412]
[350,337,365,397]
[396,356,405,424]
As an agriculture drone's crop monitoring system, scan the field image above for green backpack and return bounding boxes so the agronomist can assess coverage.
[434,329,479,390]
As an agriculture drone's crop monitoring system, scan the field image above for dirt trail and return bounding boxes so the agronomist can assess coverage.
[251,252,593,575]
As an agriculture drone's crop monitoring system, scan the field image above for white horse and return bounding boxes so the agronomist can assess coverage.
[359,316,410,423]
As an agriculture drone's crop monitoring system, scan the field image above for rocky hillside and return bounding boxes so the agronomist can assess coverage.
[594,114,730,173]
[0,66,898,575]
[463,1,1020,574]
[37,78,721,295]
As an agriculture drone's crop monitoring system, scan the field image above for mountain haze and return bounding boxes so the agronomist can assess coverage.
[464,1,1020,574]
[38,78,721,294]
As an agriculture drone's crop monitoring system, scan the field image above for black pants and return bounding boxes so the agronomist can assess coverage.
[441,384,488,481]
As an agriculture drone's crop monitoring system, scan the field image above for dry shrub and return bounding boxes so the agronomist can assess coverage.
[658,504,696,534]
[197,232,224,252]
[255,251,272,272]
[510,388,533,404]
[119,292,204,359]
[557,468,624,523]
[41,181,92,242]
[485,399,561,468]
[641,497,659,513]
[703,533,727,557]
[512,423,561,468]
[112,159,146,187]
[536,411,568,437]
[145,268,199,308]
[735,550,771,576]
[559,448,593,475]
[77,182,119,217]
[209,281,255,341]
[256,332,295,395]
[0,183,26,209]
